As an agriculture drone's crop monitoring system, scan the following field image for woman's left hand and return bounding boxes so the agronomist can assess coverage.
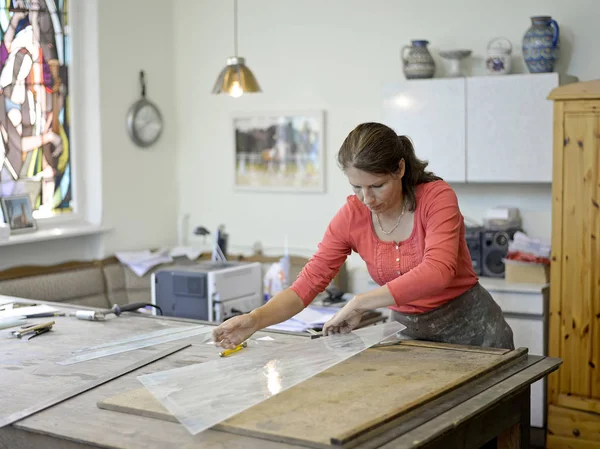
[322,300,363,336]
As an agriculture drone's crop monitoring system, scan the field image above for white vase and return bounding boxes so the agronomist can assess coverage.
[486,37,512,75]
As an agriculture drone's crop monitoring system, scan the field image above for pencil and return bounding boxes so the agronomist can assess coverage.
[219,341,248,357]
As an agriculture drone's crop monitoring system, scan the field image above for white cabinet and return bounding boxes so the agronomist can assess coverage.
[479,277,549,429]
[466,74,558,182]
[382,79,466,182]
[382,73,564,183]
[504,316,545,428]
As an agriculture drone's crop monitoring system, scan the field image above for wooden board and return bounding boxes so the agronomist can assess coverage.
[98,345,526,448]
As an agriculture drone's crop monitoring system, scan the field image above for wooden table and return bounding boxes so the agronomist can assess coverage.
[0,298,560,449]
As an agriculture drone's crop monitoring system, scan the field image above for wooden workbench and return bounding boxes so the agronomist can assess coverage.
[0,297,560,449]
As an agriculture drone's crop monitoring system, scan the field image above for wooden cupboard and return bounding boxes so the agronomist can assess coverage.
[547,79,600,448]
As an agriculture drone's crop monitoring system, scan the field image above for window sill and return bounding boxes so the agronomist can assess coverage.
[0,223,112,247]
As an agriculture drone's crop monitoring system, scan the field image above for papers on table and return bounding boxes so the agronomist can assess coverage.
[0,295,25,307]
[266,306,337,333]
[0,304,59,319]
[168,246,204,261]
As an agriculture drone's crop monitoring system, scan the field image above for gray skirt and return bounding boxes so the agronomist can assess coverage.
[392,282,515,350]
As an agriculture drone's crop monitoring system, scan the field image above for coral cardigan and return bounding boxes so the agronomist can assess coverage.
[290,180,478,314]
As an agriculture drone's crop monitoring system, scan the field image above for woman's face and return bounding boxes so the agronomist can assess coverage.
[345,162,405,215]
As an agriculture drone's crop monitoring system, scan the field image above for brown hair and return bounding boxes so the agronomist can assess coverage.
[337,122,441,211]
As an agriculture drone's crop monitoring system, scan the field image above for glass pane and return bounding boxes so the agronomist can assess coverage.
[138,322,403,435]
[0,0,72,217]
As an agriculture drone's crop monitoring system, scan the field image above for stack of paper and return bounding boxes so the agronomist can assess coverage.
[267,306,337,333]
[168,246,204,261]
[115,250,174,277]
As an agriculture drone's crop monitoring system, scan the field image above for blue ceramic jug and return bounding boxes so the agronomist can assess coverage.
[401,40,435,79]
[522,16,560,73]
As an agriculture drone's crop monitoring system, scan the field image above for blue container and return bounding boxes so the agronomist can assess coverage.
[401,40,435,79]
[522,16,560,73]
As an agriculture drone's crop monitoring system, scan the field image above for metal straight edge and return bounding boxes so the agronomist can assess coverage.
[0,343,191,429]
[57,326,211,365]
[72,325,204,353]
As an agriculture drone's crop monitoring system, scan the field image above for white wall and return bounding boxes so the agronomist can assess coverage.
[175,0,598,259]
[96,0,179,254]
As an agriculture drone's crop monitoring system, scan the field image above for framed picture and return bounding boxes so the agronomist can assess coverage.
[233,110,325,192]
[1,194,37,234]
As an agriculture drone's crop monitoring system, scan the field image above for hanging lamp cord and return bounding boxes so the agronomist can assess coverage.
[233,0,238,56]
[139,71,146,98]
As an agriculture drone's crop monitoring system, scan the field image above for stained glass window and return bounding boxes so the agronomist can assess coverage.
[0,0,71,218]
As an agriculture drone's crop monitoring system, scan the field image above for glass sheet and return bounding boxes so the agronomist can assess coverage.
[57,326,212,366]
[138,322,403,435]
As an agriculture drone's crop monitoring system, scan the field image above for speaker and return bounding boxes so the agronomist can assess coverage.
[481,229,518,277]
[465,227,483,275]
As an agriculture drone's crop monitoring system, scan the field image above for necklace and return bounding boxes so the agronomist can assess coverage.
[375,201,406,235]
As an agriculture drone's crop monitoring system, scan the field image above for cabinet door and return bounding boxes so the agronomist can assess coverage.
[556,112,600,401]
[382,79,466,182]
[466,73,558,182]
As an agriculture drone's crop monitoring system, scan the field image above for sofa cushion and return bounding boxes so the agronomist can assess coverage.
[0,262,110,309]
[101,257,172,306]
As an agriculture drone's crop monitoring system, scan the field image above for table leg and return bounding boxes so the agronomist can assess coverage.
[497,424,519,448]
[498,385,531,449]
[519,385,531,448]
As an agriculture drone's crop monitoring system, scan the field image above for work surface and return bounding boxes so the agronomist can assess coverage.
[0,298,560,449]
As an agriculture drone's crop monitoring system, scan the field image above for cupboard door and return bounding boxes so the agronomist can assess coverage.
[382,79,466,182]
[466,73,558,182]
[559,113,600,400]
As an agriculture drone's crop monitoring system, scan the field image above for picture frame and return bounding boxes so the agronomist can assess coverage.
[1,194,37,234]
[233,110,325,192]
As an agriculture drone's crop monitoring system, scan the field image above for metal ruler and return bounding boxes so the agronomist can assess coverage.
[58,326,211,365]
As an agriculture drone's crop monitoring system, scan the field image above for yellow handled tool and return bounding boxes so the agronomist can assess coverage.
[219,341,247,357]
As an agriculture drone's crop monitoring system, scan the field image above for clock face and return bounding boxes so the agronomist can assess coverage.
[127,99,163,147]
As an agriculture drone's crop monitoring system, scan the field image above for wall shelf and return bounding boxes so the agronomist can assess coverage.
[0,223,112,247]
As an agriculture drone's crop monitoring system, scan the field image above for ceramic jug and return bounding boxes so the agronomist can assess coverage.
[401,40,435,79]
[522,16,560,73]
[486,37,512,75]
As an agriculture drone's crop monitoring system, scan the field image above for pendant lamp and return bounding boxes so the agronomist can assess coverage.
[212,0,261,97]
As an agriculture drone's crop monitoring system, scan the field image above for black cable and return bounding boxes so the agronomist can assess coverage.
[145,304,163,316]
[111,302,163,316]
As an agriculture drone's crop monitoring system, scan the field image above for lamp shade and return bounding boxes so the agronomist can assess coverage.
[212,57,261,98]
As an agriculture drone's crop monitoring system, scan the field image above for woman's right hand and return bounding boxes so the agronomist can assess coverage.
[212,313,259,349]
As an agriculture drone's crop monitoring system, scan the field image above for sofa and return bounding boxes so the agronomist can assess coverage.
[0,252,348,309]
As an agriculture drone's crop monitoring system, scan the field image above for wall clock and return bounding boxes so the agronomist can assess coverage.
[126,71,163,148]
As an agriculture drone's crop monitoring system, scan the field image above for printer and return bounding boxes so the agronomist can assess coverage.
[151,261,263,322]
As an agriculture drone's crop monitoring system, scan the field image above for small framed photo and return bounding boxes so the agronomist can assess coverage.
[233,110,325,192]
[1,194,37,234]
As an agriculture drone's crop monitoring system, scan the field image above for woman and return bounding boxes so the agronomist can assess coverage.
[213,122,514,350]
